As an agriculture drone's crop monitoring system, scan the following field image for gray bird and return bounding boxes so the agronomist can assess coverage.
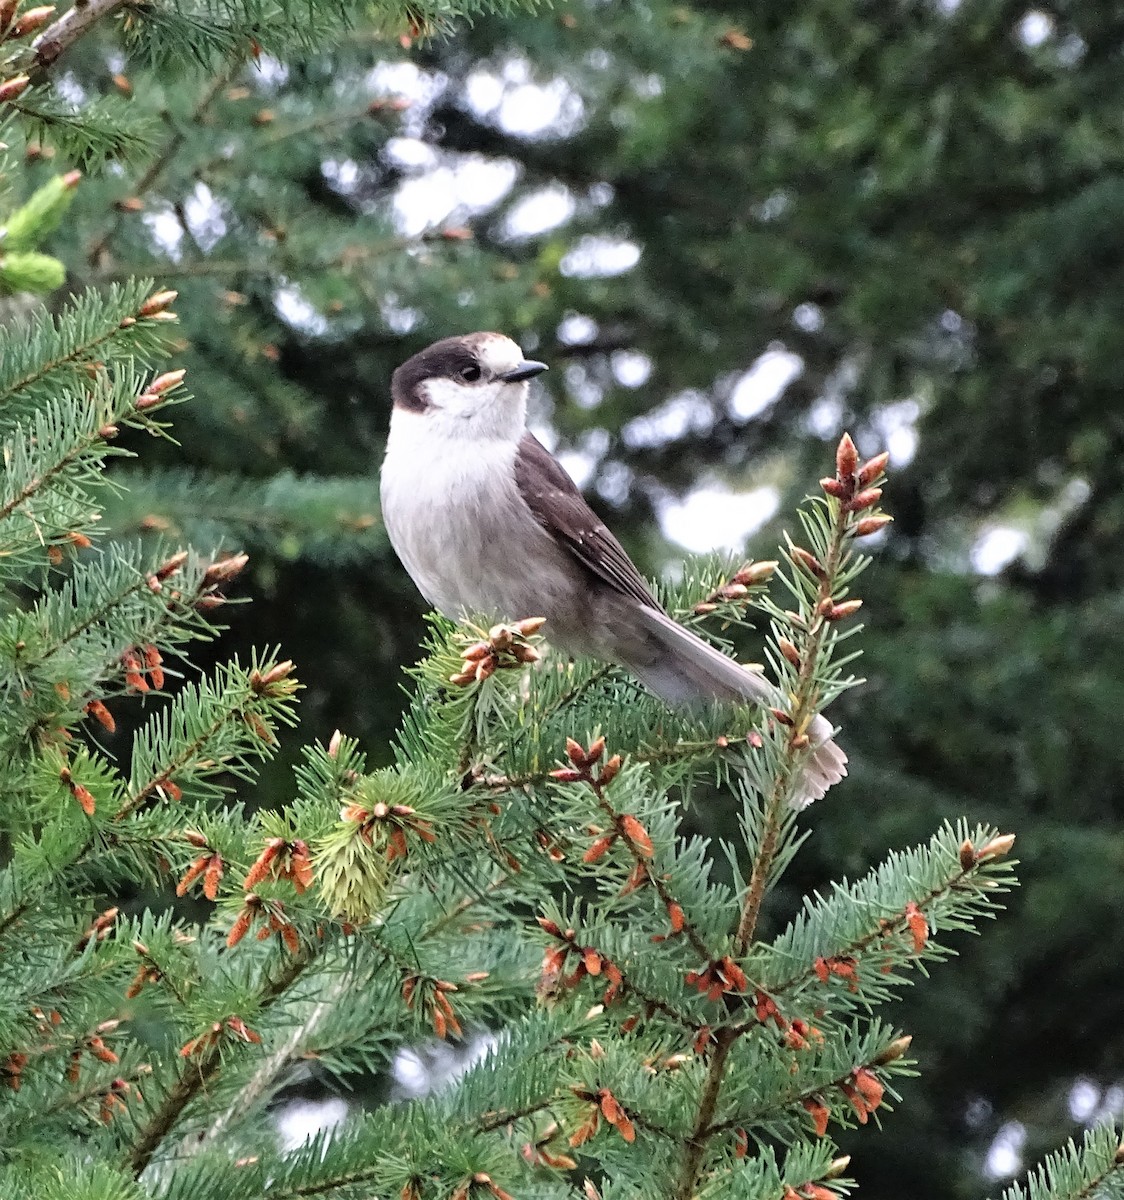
[380,332,846,805]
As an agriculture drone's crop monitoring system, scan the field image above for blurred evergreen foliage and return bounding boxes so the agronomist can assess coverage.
[2,0,1121,1196]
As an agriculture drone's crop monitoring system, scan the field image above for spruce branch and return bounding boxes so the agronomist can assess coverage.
[0,281,177,413]
[127,945,315,1177]
[85,60,240,269]
[996,1123,1124,1200]
[735,434,887,955]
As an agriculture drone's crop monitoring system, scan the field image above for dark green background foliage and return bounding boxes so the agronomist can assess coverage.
[31,1,1122,1195]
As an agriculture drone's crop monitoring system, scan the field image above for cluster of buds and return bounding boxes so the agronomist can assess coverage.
[67,1025,120,1082]
[135,368,186,412]
[340,799,435,862]
[959,832,1016,871]
[121,643,164,693]
[583,809,648,864]
[243,836,313,893]
[551,736,623,796]
[196,552,248,612]
[126,941,163,999]
[903,901,929,954]
[821,434,892,538]
[145,549,188,596]
[685,955,748,1002]
[813,955,859,992]
[98,1076,143,1124]
[135,288,178,322]
[76,906,118,950]
[536,917,624,1006]
[801,1040,908,1139]
[179,1015,261,1059]
[401,973,463,1040]
[521,1122,578,1170]
[449,617,545,686]
[787,545,864,623]
[48,527,93,564]
[569,1086,636,1146]
[59,765,96,817]
[2,1051,28,1090]
[784,1018,825,1052]
[176,833,223,900]
[693,559,777,616]
[249,659,297,698]
[838,1066,886,1125]
[84,698,115,734]
[227,893,300,953]
[449,1173,514,1200]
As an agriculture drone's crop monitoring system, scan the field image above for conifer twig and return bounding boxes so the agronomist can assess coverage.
[85,61,241,268]
[128,947,315,1177]
[189,975,348,1155]
[29,0,132,75]
[734,484,852,956]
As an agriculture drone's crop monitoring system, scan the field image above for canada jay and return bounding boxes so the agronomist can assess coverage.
[380,332,846,805]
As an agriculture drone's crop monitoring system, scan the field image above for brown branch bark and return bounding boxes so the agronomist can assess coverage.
[29,0,132,77]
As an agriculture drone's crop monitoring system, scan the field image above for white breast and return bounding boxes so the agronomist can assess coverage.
[380,408,577,624]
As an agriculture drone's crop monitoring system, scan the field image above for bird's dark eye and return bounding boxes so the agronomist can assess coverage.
[460,364,482,383]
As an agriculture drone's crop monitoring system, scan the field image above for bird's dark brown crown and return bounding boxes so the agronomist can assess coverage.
[391,333,504,412]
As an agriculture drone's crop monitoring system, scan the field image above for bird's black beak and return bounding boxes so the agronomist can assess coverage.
[500,360,549,382]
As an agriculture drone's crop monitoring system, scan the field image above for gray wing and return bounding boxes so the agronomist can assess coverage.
[514,432,662,612]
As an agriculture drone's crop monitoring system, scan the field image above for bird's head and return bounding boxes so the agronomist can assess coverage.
[390,333,548,441]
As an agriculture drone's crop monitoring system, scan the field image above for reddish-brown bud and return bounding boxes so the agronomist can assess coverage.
[826,599,863,621]
[84,699,115,733]
[820,476,847,498]
[853,514,893,537]
[977,833,1016,860]
[138,289,177,317]
[598,754,622,785]
[154,550,188,580]
[514,616,547,636]
[733,559,777,586]
[836,432,859,481]
[203,553,248,584]
[790,546,827,580]
[958,839,976,871]
[778,638,801,667]
[142,368,186,398]
[12,6,53,37]
[874,1035,912,1065]
[250,660,294,692]
[858,451,891,487]
[849,487,882,512]
[824,1155,851,1180]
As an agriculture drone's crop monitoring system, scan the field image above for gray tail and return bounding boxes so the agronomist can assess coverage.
[628,607,846,807]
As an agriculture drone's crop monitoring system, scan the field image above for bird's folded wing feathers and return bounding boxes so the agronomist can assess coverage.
[514,432,660,611]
